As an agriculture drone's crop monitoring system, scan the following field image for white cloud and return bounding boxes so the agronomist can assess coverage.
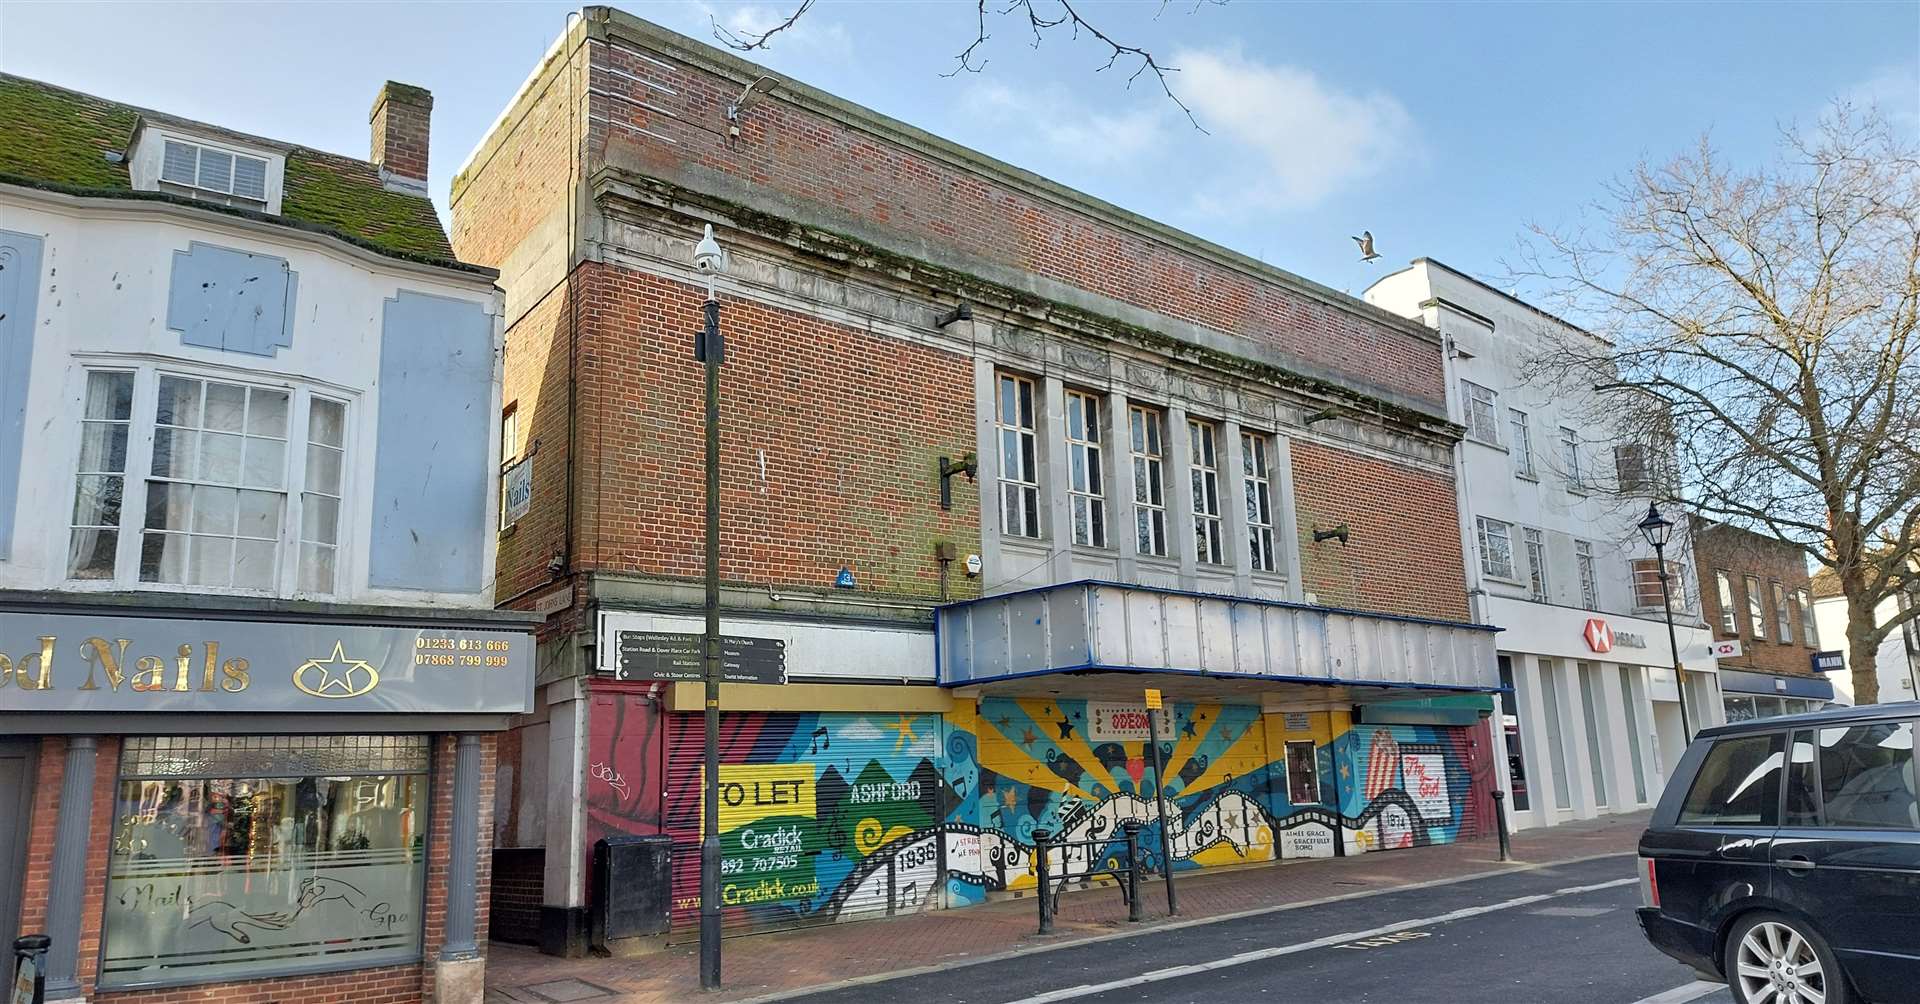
[705,3,852,60]
[1171,46,1416,211]
[1840,63,1920,135]
[960,80,1170,167]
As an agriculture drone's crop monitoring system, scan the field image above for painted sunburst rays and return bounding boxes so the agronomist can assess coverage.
[981,698,1267,804]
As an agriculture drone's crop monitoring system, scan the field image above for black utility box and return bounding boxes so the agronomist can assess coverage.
[591,835,673,946]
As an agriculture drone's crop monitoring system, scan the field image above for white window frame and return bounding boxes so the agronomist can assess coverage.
[1614,443,1650,493]
[1633,559,1683,610]
[131,127,286,215]
[1461,380,1500,444]
[499,403,520,532]
[1188,419,1224,565]
[996,373,1041,539]
[1716,570,1738,634]
[1509,409,1534,478]
[1575,539,1598,609]
[1559,427,1584,491]
[1477,516,1516,581]
[1130,405,1168,557]
[1523,527,1549,602]
[1745,574,1767,638]
[1772,580,1792,644]
[1242,431,1278,573]
[1796,588,1817,648]
[64,360,353,599]
[1063,389,1106,548]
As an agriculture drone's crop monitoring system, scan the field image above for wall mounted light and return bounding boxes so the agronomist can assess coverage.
[934,303,973,329]
[938,453,978,510]
[1313,523,1350,546]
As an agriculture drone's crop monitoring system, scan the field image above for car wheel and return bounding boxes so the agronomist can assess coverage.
[1726,912,1850,1004]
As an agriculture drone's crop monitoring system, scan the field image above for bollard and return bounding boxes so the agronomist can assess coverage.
[1033,829,1053,934]
[1122,822,1144,923]
[13,934,50,1004]
[1492,789,1511,862]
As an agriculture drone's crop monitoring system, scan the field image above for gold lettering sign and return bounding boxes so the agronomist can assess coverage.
[291,641,380,699]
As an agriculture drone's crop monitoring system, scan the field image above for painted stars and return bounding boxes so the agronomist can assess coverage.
[886,714,921,753]
[1055,718,1075,740]
[1020,727,1039,749]
[1181,717,1198,739]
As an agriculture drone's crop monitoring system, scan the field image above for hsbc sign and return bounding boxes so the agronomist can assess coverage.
[1583,618,1614,653]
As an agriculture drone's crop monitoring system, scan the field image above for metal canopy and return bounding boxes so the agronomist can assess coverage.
[937,581,1501,699]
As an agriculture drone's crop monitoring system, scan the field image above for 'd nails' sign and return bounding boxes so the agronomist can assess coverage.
[0,611,533,716]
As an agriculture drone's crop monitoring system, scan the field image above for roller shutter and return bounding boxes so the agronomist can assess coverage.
[664,710,944,936]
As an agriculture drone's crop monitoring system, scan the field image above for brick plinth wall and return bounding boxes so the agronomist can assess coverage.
[16,732,496,1004]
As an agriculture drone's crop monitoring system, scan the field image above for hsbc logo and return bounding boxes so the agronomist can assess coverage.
[1583,618,1614,653]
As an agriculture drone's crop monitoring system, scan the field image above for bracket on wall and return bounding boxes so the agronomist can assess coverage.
[1304,406,1342,426]
[1313,523,1350,546]
[938,453,978,511]
[934,303,973,329]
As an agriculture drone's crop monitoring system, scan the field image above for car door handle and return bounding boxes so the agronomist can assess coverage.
[1779,856,1817,873]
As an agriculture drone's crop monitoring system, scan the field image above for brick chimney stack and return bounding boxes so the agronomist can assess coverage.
[370,81,432,185]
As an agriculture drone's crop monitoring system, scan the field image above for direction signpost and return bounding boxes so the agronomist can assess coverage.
[615,631,786,684]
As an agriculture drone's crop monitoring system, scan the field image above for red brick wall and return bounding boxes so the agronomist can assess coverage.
[16,732,496,1004]
[1290,441,1470,621]
[578,27,1443,411]
[1694,524,1819,677]
[494,284,576,609]
[448,47,583,270]
[564,261,977,597]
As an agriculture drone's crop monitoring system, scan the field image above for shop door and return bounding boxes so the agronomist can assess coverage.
[0,740,34,959]
[664,711,944,935]
[1347,724,1485,850]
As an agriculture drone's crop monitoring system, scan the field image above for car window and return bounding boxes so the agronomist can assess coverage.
[1784,729,1820,826]
[1818,720,1919,830]
[1678,733,1783,827]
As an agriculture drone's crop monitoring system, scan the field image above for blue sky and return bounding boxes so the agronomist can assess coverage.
[4,1,1915,298]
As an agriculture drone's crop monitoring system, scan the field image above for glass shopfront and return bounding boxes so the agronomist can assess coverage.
[99,735,429,990]
[1723,694,1826,723]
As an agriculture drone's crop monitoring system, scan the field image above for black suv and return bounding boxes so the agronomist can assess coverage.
[1637,702,1920,1003]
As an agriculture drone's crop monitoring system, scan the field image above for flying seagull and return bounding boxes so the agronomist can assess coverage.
[1352,231,1380,263]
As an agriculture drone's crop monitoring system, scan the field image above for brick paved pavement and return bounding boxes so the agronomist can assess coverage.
[483,812,1647,1004]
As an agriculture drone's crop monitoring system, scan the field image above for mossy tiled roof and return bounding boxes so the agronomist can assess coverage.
[0,73,460,266]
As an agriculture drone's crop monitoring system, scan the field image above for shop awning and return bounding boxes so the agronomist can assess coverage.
[936,581,1501,701]
[1719,667,1836,701]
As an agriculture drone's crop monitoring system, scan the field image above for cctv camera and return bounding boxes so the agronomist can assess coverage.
[693,223,727,275]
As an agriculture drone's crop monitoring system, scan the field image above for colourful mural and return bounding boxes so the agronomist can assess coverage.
[582,691,1491,937]
[662,711,945,933]
[933,698,1490,907]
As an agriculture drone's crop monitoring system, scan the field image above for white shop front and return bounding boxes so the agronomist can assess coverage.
[1482,596,1720,831]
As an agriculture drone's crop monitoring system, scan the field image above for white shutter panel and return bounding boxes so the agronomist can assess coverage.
[161,141,197,185]
[196,149,233,192]
[232,155,267,200]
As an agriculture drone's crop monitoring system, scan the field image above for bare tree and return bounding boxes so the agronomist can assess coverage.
[712,0,1219,131]
[1516,104,1920,704]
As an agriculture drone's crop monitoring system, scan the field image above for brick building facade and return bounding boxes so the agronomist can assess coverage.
[453,7,1491,957]
[1694,520,1835,719]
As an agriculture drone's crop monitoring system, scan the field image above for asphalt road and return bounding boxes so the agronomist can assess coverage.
[782,854,1723,1004]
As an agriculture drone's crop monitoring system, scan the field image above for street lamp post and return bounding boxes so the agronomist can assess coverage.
[1638,503,1693,745]
[693,224,727,991]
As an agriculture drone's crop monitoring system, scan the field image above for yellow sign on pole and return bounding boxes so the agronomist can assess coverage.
[1144,688,1162,710]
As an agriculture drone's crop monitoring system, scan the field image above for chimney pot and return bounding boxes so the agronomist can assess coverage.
[370,81,433,184]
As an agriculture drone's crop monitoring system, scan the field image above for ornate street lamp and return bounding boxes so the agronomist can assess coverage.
[1638,502,1693,745]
